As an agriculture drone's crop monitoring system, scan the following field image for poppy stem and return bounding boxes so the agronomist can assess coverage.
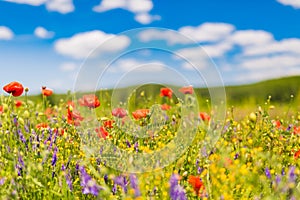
[42,95,47,122]
[25,90,28,108]
[7,93,14,113]
[206,163,212,198]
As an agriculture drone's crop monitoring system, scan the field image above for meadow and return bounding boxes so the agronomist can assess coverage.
[0,77,299,200]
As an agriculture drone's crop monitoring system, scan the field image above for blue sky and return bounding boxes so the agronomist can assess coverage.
[1,0,300,94]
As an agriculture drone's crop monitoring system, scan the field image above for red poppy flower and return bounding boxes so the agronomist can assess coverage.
[224,157,233,167]
[160,87,173,99]
[188,175,205,197]
[96,126,109,139]
[179,86,194,94]
[42,86,53,97]
[293,126,300,135]
[273,120,282,129]
[0,105,3,114]
[45,108,55,118]
[104,120,115,129]
[3,81,24,97]
[132,109,150,120]
[36,123,49,129]
[54,128,65,136]
[67,101,75,107]
[161,104,171,111]
[112,108,127,118]
[199,112,210,121]
[15,100,22,108]
[79,94,100,108]
[67,106,84,126]
[294,149,300,159]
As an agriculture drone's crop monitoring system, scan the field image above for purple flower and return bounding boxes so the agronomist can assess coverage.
[197,167,203,175]
[104,174,108,184]
[134,142,139,152]
[99,146,104,155]
[171,185,187,200]
[130,174,141,197]
[265,168,271,179]
[286,124,293,131]
[169,174,187,200]
[0,177,6,186]
[13,117,18,125]
[282,168,285,176]
[24,125,30,133]
[79,166,103,196]
[164,115,169,121]
[201,147,208,157]
[44,131,52,145]
[16,155,25,176]
[170,174,178,187]
[234,153,239,160]
[126,140,131,148]
[51,147,58,166]
[18,130,26,144]
[65,173,73,191]
[288,166,296,183]
[62,164,72,191]
[18,155,25,167]
[49,132,57,150]
[112,184,117,195]
[114,175,128,193]
[275,175,281,185]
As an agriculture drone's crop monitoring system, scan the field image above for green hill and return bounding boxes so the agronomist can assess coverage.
[224,76,300,104]
[22,76,300,105]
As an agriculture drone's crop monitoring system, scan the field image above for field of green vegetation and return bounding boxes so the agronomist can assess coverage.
[0,76,299,199]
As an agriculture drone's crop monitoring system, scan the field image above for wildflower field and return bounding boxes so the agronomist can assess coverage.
[0,81,299,200]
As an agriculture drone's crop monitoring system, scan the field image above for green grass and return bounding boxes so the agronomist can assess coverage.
[1,77,299,199]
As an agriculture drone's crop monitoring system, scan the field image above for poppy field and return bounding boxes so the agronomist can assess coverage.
[0,81,299,200]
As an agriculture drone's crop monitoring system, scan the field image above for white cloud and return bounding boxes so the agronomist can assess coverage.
[277,0,300,8]
[134,13,160,24]
[243,38,300,56]
[176,47,211,70]
[240,54,300,69]
[60,62,77,72]
[170,22,300,82]
[229,30,274,47]
[179,22,235,43]
[0,26,14,40]
[34,26,54,39]
[202,42,233,58]
[4,0,74,14]
[54,30,130,59]
[93,0,152,13]
[111,58,164,72]
[177,42,233,60]
[93,0,159,24]
[46,0,74,14]
[233,66,300,84]
[4,0,46,6]
[138,29,192,45]
[138,23,235,45]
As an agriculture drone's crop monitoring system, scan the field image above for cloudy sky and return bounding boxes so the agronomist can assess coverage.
[1,0,300,94]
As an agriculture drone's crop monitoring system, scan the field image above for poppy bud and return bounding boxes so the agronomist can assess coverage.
[249,112,257,122]
[23,110,30,118]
